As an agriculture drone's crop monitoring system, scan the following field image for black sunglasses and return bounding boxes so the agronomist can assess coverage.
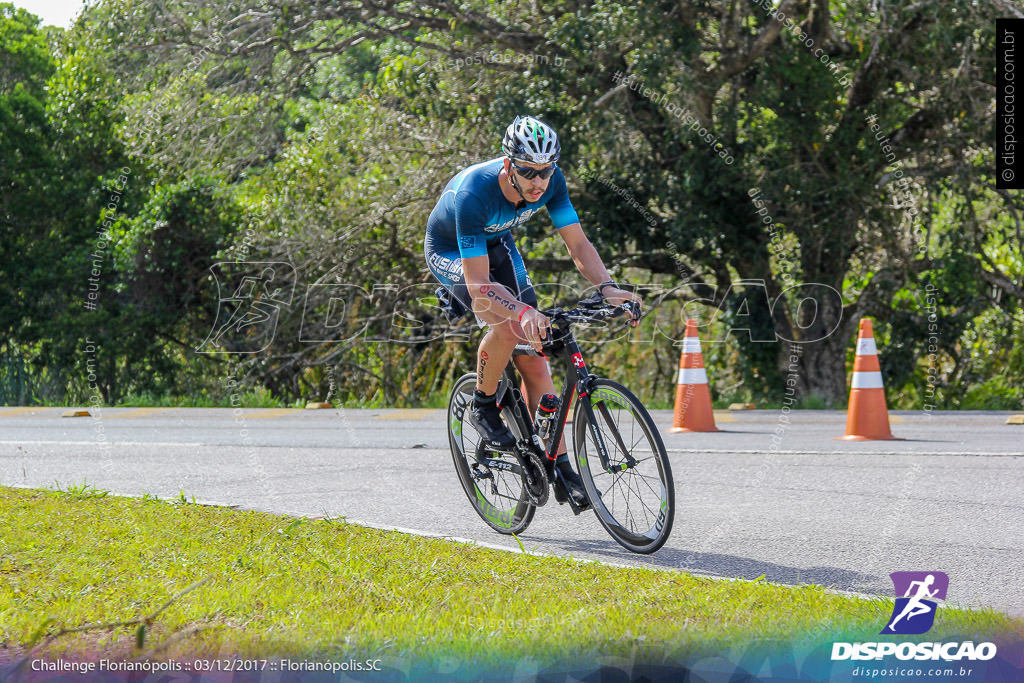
[512,162,557,180]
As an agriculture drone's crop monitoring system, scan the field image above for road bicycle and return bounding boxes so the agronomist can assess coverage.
[445,295,675,554]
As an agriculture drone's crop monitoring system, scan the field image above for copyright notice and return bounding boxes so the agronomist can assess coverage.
[27,657,385,676]
[997,18,1023,189]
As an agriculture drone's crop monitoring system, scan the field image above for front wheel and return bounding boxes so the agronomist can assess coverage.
[448,373,535,535]
[573,379,675,554]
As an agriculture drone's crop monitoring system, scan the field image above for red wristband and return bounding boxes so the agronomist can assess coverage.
[518,306,533,323]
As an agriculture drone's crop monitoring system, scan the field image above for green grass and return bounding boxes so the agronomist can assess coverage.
[115,389,306,409]
[709,393,834,410]
[1,486,1020,668]
[115,392,451,410]
[22,388,453,410]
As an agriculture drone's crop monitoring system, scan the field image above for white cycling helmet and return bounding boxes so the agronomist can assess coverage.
[501,115,561,164]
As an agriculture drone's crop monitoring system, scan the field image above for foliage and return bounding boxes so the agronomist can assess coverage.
[1,0,1021,410]
[0,3,59,404]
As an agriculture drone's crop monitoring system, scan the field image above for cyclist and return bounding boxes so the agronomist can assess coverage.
[424,115,641,507]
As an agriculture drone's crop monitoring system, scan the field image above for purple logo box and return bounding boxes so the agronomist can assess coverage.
[890,571,949,602]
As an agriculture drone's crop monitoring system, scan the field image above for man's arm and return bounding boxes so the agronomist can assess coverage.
[557,223,614,286]
[463,254,551,350]
[462,254,530,322]
[558,223,642,323]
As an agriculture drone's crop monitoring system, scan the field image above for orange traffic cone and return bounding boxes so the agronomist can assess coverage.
[668,320,720,433]
[838,318,902,440]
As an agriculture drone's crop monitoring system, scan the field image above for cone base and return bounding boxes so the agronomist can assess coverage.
[668,426,722,433]
[669,383,719,433]
[841,389,899,442]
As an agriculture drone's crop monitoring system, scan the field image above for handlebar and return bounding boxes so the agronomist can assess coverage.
[514,296,640,354]
[539,298,641,326]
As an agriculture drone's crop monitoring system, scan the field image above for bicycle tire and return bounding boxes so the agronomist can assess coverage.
[448,373,536,535]
[573,379,675,553]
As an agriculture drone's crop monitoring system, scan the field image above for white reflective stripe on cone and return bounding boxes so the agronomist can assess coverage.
[851,371,884,389]
[681,339,702,353]
[677,368,709,385]
[856,338,878,356]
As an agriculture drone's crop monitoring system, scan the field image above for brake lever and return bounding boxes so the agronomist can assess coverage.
[620,300,642,322]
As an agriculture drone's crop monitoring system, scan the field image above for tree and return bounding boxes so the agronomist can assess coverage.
[0,4,60,403]
[75,0,1022,406]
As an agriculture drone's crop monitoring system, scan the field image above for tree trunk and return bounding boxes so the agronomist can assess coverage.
[791,282,851,406]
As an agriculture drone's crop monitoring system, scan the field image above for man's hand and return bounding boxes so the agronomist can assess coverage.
[518,307,551,352]
[602,287,642,327]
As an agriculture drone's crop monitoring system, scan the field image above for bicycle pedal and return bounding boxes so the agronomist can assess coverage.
[552,471,590,514]
[566,491,591,514]
[558,489,591,516]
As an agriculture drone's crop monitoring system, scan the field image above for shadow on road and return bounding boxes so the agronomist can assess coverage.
[525,535,886,596]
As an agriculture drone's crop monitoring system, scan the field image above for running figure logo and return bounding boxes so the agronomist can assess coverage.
[196,262,295,353]
[881,571,949,635]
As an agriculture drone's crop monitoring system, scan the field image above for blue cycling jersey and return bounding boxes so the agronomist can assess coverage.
[425,157,580,258]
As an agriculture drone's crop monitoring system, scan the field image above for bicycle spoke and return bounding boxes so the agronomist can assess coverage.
[634,473,663,501]
[629,485,651,531]
[608,464,621,516]
[490,488,522,505]
[623,491,654,532]
[605,472,634,518]
[622,483,647,532]
[611,472,657,525]
[628,429,646,453]
[628,476,657,526]
[608,473,630,513]
[626,466,664,497]
[493,469,521,504]
[625,466,662,509]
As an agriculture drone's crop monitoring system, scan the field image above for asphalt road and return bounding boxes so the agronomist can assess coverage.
[2,405,1022,618]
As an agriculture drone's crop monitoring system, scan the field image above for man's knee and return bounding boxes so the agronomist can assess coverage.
[473,298,512,329]
[515,355,550,379]
[485,318,520,343]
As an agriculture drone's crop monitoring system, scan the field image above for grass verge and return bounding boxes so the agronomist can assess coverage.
[1,486,1020,669]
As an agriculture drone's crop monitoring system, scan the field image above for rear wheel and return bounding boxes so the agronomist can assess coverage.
[573,379,675,554]
[448,373,535,535]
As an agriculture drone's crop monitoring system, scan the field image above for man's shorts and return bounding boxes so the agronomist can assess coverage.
[424,231,538,322]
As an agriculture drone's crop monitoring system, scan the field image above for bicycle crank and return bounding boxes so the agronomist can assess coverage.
[515,448,549,506]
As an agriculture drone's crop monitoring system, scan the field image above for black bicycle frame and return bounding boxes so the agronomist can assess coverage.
[503,326,632,476]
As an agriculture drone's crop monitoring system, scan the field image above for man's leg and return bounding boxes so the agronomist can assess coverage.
[516,355,587,505]
[514,355,568,455]
[476,320,518,394]
[468,306,521,449]
[425,239,518,448]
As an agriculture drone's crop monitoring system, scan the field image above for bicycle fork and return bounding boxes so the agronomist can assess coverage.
[560,343,639,476]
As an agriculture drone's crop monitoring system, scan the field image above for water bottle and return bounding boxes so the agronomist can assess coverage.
[534,393,560,442]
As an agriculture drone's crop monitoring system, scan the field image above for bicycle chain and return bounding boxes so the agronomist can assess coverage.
[473,442,549,507]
